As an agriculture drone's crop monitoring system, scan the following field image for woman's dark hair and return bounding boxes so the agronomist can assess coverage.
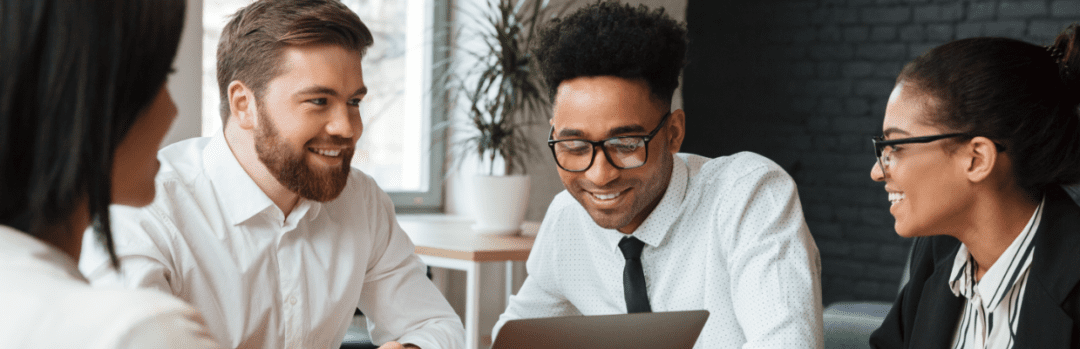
[0,0,186,266]
[898,24,1080,197]
[534,0,688,106]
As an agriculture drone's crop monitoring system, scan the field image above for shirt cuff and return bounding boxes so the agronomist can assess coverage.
[396,336,436,349]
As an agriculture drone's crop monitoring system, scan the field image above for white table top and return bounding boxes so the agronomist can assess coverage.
[398,214,538,262]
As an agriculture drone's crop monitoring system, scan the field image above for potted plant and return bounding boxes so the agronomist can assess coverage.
[442,0,564,235]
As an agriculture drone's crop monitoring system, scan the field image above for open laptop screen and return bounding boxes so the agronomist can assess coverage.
[492,310,710,349]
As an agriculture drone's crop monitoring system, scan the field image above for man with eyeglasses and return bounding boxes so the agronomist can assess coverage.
[491,2,823,348]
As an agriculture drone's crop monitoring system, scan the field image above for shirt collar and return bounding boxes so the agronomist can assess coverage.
[202,132,281,226]
[949,196,1045,310]
[604,153,690,251]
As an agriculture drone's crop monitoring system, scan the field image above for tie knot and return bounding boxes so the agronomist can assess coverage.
[618,236,645,260]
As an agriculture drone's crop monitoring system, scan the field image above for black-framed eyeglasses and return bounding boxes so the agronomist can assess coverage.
[871,133,1007,174]
[548,111,671,172]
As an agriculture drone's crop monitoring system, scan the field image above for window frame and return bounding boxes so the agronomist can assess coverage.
[385,0,449,213]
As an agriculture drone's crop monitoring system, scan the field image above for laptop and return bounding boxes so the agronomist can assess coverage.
[491,310,710,349]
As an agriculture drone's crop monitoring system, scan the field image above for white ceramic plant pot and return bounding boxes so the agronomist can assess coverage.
[470,174,531,235]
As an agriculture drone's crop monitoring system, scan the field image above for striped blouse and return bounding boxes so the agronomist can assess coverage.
[948,198,1045,349]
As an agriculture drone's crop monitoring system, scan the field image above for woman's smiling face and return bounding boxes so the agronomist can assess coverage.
[871,81,973,238]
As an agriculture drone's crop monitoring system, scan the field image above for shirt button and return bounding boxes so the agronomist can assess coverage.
[289,296,297,305]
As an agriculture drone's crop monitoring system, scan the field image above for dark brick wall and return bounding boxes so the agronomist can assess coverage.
[681,0,1080,305]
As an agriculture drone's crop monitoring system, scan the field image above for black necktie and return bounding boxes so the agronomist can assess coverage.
[618,236,651,313]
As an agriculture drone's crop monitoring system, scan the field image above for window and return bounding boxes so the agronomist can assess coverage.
[202,0,446,212]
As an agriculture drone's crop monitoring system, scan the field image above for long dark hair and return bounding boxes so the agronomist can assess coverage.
[0,0,186,266]
[898,24,1080,197]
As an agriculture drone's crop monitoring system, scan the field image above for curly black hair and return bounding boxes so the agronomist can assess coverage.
[535,0,688,106]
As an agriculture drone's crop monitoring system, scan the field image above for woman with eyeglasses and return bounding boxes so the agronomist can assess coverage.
[868,25,1080,349]
[0,0,219,347]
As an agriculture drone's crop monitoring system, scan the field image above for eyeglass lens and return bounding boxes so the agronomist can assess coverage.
[876,146,892,173]
[553,138,647,171]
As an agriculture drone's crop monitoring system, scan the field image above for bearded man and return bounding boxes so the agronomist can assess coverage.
[77,1,464,348]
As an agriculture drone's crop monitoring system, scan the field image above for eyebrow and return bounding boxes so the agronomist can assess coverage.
[556,128,585,138]
[882,127,911,138]
[294,85,368,97]
[555,124,649,139]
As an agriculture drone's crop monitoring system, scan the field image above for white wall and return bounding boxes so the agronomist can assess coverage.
[161,0,204,148]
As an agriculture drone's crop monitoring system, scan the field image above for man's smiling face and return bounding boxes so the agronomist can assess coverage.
[550,76,684,234]
[253,44,366,202]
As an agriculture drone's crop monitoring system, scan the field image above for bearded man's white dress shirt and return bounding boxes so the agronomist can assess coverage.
[494,152,824,348]
[79,134,464,349]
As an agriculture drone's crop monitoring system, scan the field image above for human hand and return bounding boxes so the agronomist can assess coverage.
[377,341,420,349]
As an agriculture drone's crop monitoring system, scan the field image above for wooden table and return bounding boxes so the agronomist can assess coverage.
[398,215,537,349]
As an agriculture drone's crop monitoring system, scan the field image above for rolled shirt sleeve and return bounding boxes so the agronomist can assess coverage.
[718,161,824,349]
[361,190,465,349]
[492,208,582,340]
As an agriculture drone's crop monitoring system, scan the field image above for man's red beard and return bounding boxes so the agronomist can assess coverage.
[253,105,353,202]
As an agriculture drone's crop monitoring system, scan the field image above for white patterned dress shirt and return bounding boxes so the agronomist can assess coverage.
[79,134,464,349]
[494,152,824,348]
[0,225,221,349]
[948,198,1044,349]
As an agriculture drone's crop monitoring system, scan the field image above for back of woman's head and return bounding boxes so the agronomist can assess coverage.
[898,25,1080,198]
[0,0,185,262]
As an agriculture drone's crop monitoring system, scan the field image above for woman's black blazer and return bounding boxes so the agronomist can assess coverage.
[869,186,1080,349]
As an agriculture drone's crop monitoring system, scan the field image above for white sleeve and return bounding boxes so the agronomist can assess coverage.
[113,309,222,349]
[104,292,222,349]
[359,190,465,349]
[492,212,579,342]
[79,204,179,296]
[718,164,824,349]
